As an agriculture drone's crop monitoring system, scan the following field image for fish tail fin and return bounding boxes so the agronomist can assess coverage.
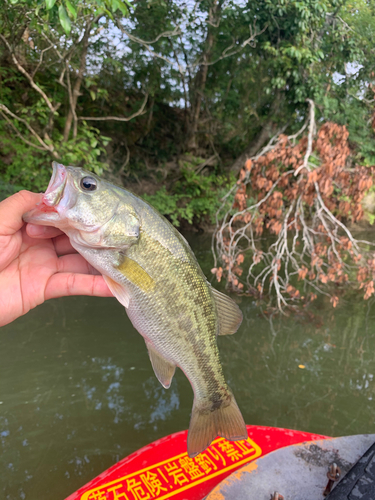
[187,389,247,458]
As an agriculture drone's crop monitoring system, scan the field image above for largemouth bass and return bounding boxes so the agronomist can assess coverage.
[24,162,247,457]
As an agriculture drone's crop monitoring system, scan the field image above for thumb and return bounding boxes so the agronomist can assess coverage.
[0,191,42,236]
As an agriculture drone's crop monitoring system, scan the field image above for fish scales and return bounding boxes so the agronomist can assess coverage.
[23,163,247,457]
[124,231,223,400]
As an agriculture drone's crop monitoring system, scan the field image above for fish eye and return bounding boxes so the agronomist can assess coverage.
[80,176,97,192]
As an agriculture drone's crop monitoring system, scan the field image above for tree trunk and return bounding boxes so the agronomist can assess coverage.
[230,94,283,174]
[186,1,220,151]
[63,20,93,142]
[230,123,276,174]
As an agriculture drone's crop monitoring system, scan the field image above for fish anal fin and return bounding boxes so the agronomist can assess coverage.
[146,342,176,389]
[187,389,247,458]
[103,275,130,309]
[211,287,243,336]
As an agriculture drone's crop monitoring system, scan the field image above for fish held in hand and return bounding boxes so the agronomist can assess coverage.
[23,162,247,457]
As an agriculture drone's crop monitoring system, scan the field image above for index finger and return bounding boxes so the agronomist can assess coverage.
[0,190,42,236]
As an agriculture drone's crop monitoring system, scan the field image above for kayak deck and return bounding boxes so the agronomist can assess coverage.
[206,434,375,500]
[326,438,375,499]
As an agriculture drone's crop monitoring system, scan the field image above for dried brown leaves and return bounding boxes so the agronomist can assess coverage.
[213,113,375,311]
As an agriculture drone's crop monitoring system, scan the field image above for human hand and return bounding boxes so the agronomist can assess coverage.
[0,190,112,327]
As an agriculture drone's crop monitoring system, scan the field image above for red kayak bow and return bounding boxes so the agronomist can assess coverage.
[66,425,327,500]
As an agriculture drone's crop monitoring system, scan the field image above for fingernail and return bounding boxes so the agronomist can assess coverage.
[27,224,45,236]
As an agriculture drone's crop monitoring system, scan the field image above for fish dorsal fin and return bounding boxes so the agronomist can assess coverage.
[145,342,176,389]
[103,275,130,309]
[211,287,243,335]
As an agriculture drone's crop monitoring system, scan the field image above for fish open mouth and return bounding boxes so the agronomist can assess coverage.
[22,162,68,223]
[43,162,67,207]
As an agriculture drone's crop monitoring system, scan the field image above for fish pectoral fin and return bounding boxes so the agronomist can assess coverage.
[145,342,176,389]
[117,256,155,293]
[211,287,243,335]
[103,276,130,309]
[187,389,247,458]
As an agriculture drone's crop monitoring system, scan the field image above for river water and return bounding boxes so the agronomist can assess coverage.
[1,233,375,499]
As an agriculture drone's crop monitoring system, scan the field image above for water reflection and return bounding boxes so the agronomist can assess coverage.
[221,292,375,437]
[143,378,180,429]
[1,233,375,499]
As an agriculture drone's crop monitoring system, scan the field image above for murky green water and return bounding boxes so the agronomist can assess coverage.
[1,233,375,499]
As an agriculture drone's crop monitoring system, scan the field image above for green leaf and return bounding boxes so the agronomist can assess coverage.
[89,90,96,101]
[58,5,71,34]
[110,0,120,13]
[45,0,57,10]
[117,1,129,15]
[101,136,111,146]
[9,0,19,4]
[95,7,113,19]
[65,0,77,20]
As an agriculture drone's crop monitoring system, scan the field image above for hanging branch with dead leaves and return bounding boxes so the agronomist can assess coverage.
[212,100,375,313]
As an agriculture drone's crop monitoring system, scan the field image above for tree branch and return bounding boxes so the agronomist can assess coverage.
[31,44,53,78]
[116,22,181,68]
[0,34,57,113]
[294,99,316,176]
[0,104,58,157]
[198,23,268,68]
[116,20,267,72]
[78,93,149,121]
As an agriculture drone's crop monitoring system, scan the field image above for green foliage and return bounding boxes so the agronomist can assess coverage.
[368,213,375,226]
[1,0,375,226]
[58,124,110,175]
[143,161,235,227]
[143,187,184,226]
[0,120,109,197]
[9,0,130,33]
[0,130,52,195]
[58,4,72,34]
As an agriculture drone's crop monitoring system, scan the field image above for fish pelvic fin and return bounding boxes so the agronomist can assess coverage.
[103,276,130,308]
[211,288,243,336]
[187,389,247,458]
[146,342,176,389]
